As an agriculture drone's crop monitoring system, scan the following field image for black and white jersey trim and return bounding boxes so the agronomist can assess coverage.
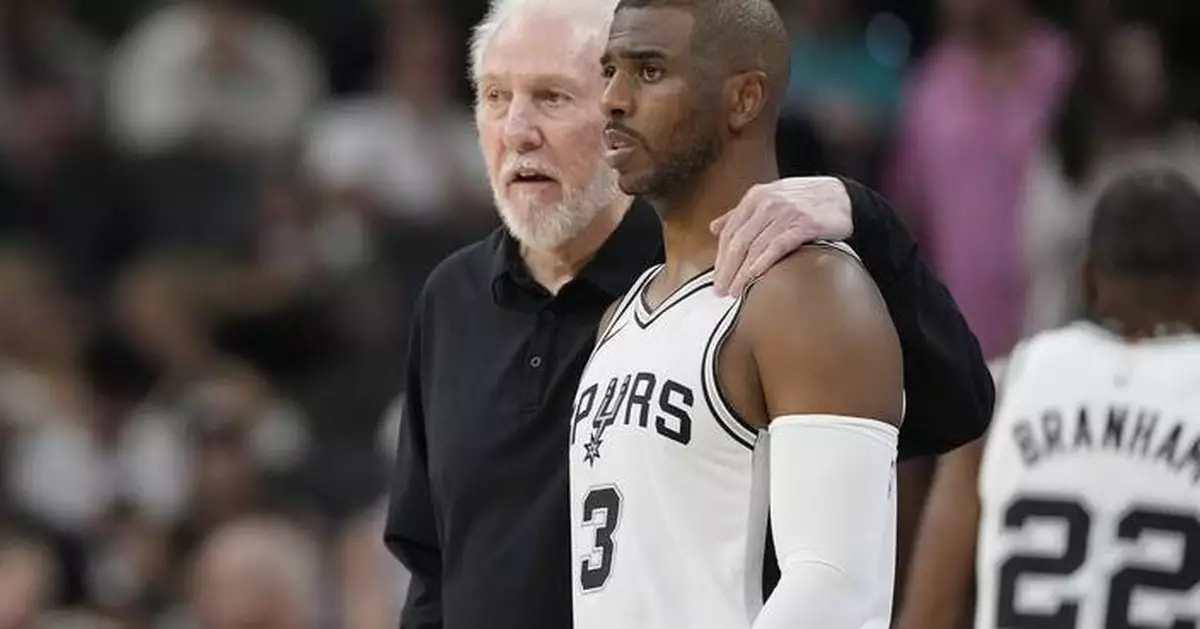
[633,266,716,329]
[701,299,759,450]
[590,266,660,361]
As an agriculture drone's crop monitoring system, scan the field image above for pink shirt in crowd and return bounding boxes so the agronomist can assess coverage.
[887,24,1073,359]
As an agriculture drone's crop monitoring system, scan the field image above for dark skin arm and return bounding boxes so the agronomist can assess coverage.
[896,436,985,629]
[894,455,937,615]
[898,352,1009,629]
[719,246,904,428]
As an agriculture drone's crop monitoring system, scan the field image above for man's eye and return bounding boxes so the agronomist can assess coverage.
[543,91,570,106]
[602,65,616,79]
[640,66,663,82]
[482,89,513,109]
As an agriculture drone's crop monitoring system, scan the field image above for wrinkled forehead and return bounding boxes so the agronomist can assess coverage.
[605,7,696,60]
[480,12,608,85]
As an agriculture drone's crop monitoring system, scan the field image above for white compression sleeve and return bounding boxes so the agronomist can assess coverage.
[751,415,899,629]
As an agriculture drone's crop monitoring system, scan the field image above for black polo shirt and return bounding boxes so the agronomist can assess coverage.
[385,180,993,629]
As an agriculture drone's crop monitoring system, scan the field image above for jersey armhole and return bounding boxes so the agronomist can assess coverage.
[698,244,862,451]
[701,297,759,450]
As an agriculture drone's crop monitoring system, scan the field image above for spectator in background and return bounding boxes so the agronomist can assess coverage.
[185,518,320,629]
[886,0,1073,359]
[111,255,233,409]
[110,253,312,581]
[299,2,493,390]
[0,246,169,540]
[778,0,906,182]
[334,504,409,629]
[0,0,103,118]
[0,535,56,629]
[1019,21,1200,336]
[0,246,90,436]
[174,421,268,562]
[0,1,143,305]
[111,255,309,488]
[0,246,186,610]
[251,176,322,300]
[304,2,489,229]
[86,506,175,619]
[107,0,323,159]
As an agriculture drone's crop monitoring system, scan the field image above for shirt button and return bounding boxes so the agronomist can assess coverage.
[529,355,543,368]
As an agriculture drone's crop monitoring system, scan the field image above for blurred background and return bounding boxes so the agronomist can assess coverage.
[0,0,1198,628]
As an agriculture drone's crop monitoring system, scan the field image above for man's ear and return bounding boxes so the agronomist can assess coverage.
[727,71,767,133]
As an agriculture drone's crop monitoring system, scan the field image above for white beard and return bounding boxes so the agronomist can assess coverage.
[494,164,624,251]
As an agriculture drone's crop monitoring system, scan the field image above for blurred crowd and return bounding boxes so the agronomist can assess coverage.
[0,0,1198,628]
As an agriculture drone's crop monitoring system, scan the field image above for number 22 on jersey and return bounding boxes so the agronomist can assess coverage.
[996,495,1200,629]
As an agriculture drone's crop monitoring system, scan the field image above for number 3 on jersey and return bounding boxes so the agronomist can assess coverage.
[581,486,623,592]
[997,496,1200,629]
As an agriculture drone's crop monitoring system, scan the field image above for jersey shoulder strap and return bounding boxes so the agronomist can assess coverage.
[810,240,863,265]
[593,264,661,349]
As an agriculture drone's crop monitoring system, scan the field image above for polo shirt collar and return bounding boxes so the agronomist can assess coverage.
[490,200,662,305]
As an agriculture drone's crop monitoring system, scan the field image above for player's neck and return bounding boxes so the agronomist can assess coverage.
[654,147,778,291]
[1093,282,1200,340]
[521,197,633,295]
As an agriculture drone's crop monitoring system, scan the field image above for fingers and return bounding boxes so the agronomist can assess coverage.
[709,213,729,235]
[727,227,777,297]
[728,227,803,296]
[712,198,754,295]
[713,204,772,296]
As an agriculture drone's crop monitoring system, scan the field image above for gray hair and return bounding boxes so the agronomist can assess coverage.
[467,0,621,89]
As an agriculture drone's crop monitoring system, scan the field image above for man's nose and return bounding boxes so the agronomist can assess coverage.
[502,95,544,154]
[601,72,633,120]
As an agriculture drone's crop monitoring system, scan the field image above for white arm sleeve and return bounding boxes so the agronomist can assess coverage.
[752,415,899,629]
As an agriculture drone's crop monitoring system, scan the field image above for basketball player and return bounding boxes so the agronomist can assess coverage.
[897,169,1200,629]
[387,0,996,627]
[568,1,904,627]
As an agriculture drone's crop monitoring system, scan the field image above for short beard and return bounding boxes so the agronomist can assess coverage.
[495,164,624,252]
[636,131,723,202]
[621,115,724,203]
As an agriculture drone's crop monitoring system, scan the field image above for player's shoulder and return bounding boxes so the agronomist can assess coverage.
[741,241,881,317]
[737,241,897,360]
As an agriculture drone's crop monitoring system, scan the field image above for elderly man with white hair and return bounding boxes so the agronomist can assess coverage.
[385,1,995,628]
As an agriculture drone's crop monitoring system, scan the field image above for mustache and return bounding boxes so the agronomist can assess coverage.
[604,122,647,146]
[501,157,563,178]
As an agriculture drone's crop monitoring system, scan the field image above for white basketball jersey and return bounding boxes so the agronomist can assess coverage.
[976,321,1200,629]
[568,253,896,629]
